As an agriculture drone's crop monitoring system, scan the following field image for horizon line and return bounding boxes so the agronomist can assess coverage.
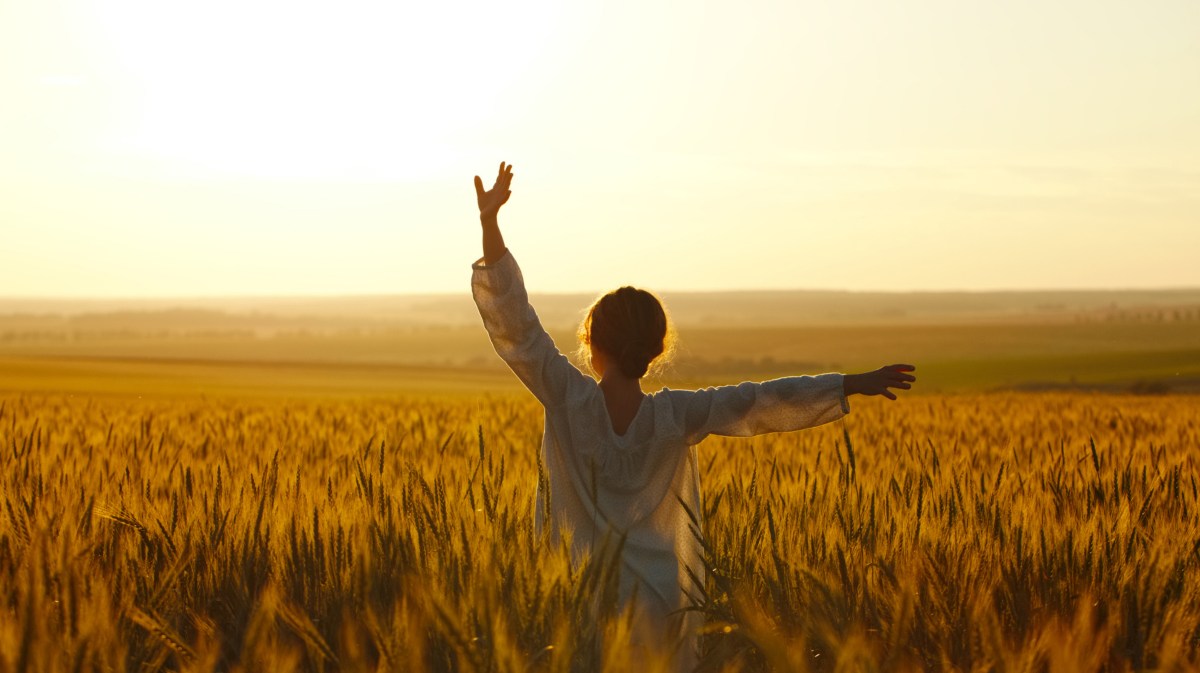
[2,285,1200,302]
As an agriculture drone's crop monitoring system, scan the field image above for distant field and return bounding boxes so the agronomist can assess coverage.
[4,287,1200,327]
[1,288,1198,397]
[0,357,521,398]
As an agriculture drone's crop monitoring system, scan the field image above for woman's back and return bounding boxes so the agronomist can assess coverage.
[472,249,850,668]
[600,383,644,436]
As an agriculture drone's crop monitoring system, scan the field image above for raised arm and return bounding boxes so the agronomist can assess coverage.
[470,163,590,406]
[475,162,512,265]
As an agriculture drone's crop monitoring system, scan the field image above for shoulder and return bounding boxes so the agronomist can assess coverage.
[561,367,602,408]
[651,386,690,402]
[650,386,705,414]
[654,382,755,404]
[638,387,684,437]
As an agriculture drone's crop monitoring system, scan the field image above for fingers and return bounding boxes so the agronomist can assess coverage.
[881,364,916,384]
[865,364,916,399]
[478,163,513,212]
[493,162,515,191]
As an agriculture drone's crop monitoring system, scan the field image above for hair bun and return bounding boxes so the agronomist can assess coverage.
[578,286,673,380]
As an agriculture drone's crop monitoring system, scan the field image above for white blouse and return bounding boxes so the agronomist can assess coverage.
[472,250,849,662]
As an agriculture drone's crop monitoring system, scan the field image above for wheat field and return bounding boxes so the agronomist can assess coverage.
[1,391,1197,672]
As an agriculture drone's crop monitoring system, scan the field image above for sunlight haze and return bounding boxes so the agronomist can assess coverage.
[2,0,1197,296]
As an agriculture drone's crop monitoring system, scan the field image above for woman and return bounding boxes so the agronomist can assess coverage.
[470,162,915,669]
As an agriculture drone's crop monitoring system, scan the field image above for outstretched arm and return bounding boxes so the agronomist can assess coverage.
[471,162,591,406]
[475,161,513,265]
[678,374,849,443]
[676,365,916,445]
[843,364,916,400]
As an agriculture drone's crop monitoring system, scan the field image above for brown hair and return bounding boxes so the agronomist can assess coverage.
[577,286,675,379]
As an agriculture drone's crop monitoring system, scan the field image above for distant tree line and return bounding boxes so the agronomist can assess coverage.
[1075,306,1200,323]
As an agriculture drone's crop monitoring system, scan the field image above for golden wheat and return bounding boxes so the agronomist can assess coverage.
[0,392,1196,672]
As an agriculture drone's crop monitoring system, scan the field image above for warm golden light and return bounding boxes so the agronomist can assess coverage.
[90,0,563,180]
[1,1,1197,296]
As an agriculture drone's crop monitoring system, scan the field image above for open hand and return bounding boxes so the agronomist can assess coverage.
[844,364,916,400]
[474,162,513,219]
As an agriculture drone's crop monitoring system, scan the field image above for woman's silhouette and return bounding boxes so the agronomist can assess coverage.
[470,162,915,670]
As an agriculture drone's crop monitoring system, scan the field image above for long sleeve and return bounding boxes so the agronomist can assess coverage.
[471,250,590,407]
[677,373,849,444]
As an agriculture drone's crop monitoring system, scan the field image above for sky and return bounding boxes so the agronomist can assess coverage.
[2,0,1198,297]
